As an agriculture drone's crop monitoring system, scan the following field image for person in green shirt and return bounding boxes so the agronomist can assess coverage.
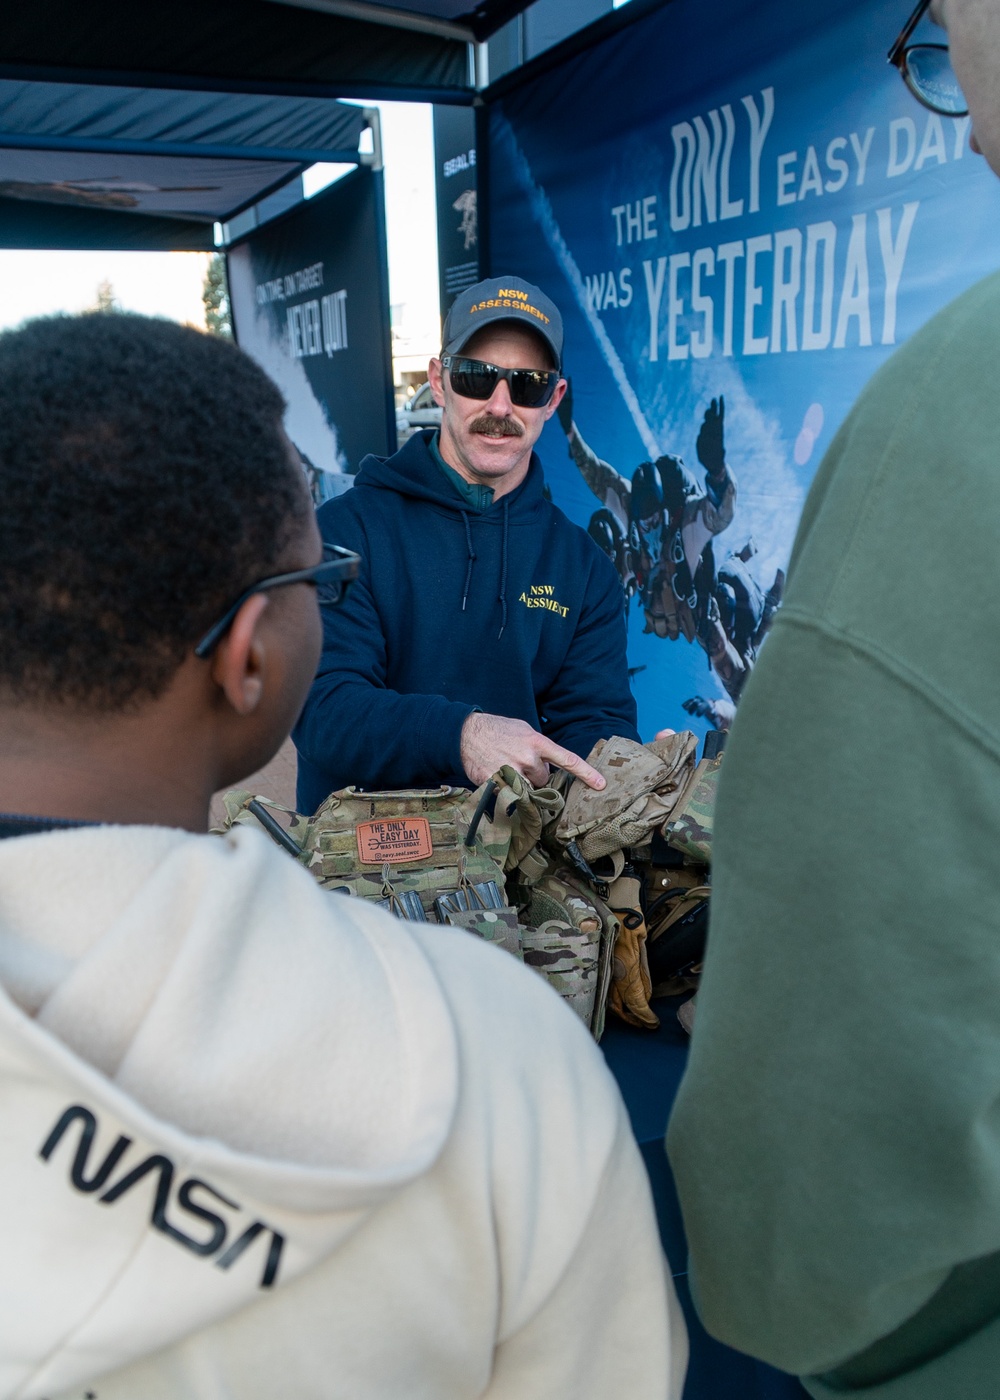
[668,2,1000,1396]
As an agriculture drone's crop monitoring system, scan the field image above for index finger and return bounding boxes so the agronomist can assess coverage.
[537,740,606,791]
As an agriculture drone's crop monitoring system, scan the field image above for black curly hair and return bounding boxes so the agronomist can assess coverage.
[0,312,307,711]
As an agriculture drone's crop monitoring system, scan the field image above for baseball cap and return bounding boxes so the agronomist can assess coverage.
[442,275,563,369]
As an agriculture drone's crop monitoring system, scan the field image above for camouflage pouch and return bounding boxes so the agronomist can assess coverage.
[441,906,523,960]
[663,754,722,863]
[521,864,619,1039]
[459,766,564,885]
[555,732,698,862]
[307,786,514,921]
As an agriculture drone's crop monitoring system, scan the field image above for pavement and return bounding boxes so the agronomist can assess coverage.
[209,736,298,828]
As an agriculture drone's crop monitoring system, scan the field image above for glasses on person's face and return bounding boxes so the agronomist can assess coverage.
[194,542,360,659]
[442,355,560,409]
[888,0,969,116]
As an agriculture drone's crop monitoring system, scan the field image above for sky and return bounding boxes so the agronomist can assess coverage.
[321,101,440,361]
[0,100,440,355]
[0,248,213,330]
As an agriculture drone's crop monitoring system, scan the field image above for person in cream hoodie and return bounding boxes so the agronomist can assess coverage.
[0,312,685,1400]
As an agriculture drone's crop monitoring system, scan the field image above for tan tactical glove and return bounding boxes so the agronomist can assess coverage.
[607,872,659,1030]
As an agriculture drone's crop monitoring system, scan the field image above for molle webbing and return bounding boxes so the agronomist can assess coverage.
[215,732,719,1041]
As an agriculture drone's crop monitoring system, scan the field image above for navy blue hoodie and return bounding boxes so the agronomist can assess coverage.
[293,430,639,811]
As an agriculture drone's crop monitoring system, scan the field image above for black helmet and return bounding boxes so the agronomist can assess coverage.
[588,508,624,560]
[631,460,664,522]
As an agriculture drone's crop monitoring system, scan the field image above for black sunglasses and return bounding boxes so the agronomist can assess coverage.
[194,542,360,659]
[888,0,968,116]
[442,355,560,409]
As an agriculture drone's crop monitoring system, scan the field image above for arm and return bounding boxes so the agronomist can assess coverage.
[696,472,736,536]
[568,426,631,524]
[296,522,606,796]
[668,616,1000,1379]
[537,548,640,757]
[293,513,474,794]
[693,395,736,536]
[485,1104,686,1400]
[558,383,632,532]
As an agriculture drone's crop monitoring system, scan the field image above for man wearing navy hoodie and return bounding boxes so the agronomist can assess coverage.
[294,276,639,810]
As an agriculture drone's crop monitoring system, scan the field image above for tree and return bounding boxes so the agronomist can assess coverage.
[203,253,232,337]
[93,279,120,314]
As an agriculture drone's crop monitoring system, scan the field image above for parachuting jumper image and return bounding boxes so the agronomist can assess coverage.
[558,389,783,727]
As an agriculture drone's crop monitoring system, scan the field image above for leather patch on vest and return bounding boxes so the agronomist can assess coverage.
[356,817,433,865]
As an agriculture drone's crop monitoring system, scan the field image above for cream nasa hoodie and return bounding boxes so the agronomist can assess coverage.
[0,823,685,1400]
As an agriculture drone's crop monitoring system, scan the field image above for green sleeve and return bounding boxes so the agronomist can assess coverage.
[669,270,1000,1384]
[667,609,1000,1379]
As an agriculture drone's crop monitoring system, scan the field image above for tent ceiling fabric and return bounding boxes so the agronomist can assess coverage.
[0,80,367,163]
[0,0,482,100]
[0,80,367,249]
[0,148,303,224]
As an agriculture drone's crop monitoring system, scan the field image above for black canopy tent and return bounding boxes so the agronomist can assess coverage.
[0,0,666,259]
[0,0,547,250]
[0,0,539,106]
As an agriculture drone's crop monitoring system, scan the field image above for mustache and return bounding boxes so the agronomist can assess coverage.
[469,413,524,438]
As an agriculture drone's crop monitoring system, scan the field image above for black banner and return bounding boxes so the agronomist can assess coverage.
[228,168,394,499]
[433,105,479,324]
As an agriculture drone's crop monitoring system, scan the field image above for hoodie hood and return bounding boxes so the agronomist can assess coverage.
[0,824,457,1398]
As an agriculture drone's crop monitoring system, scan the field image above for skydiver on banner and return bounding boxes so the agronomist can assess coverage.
[557,384,783,729]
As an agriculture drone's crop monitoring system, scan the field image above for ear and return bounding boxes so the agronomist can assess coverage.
[428,357,447,407]
[543,377,568,421]
[210,593,270,715]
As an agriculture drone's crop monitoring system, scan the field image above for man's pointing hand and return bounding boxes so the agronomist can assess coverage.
[460,712,606,790]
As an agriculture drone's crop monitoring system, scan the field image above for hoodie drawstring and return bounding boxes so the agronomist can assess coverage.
[498,498,510,640]
[461,501,510,638]
[460,510,476,612]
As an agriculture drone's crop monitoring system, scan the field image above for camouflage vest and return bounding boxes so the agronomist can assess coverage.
[216,773,614,1038]
[216,737,721,1040]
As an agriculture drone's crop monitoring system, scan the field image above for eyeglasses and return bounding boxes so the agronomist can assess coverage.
[194,542,360,659]
[888,0,968,116]
[442,355,560,409]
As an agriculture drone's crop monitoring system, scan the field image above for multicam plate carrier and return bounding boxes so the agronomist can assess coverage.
[216,776,614,1038]
[217,735,722,1040]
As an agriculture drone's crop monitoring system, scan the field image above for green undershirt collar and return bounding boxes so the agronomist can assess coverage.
[430,431,495,513]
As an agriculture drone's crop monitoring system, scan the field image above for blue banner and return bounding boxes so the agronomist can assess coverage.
[486,0,1000,741]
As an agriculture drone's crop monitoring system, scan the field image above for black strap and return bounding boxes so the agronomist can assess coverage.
[464,780,498,848]
[247,800,302,857]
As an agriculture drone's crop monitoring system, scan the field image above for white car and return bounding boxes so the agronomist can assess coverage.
[396,381,442,444]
